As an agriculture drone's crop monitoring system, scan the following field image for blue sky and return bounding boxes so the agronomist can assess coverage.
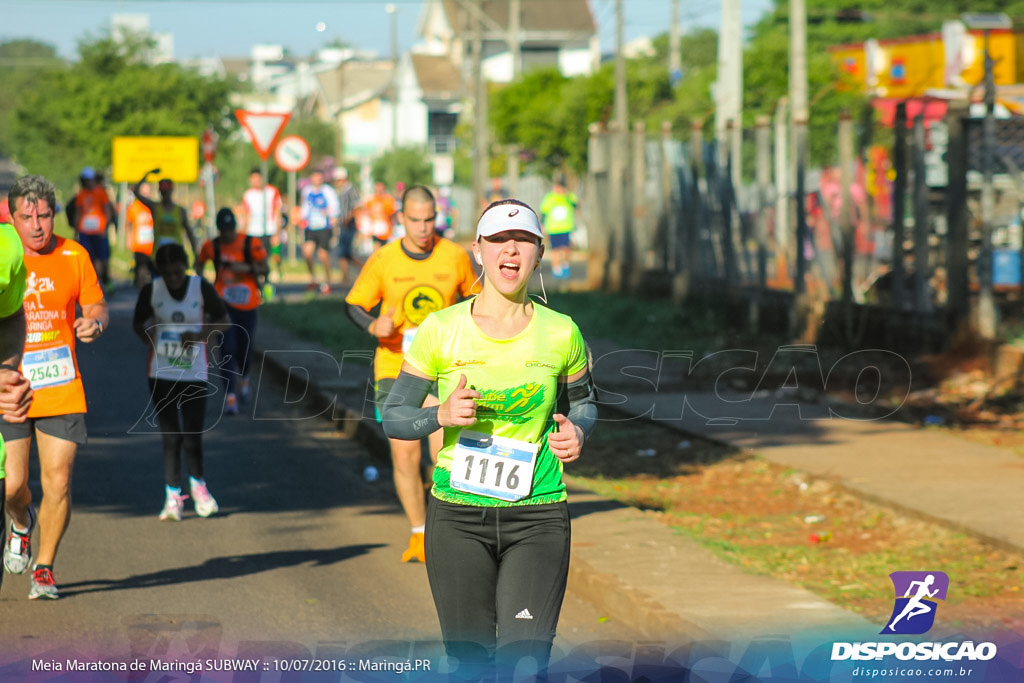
[0,0,773,61]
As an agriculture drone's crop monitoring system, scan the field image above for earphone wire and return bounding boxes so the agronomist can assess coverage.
[535,269,549,305]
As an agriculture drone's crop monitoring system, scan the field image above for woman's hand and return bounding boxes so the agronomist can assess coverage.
[437,373,481,427]
[547,413,584,463]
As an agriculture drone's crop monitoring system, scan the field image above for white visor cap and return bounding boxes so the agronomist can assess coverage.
[476,202,544,241]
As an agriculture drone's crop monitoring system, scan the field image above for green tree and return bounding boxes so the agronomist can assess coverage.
[0,40,64,158]
[490,62,674,176]
[751,0,1024,53]
[7,34,234,191]
[649,28,719,74]
[371,146,433,189]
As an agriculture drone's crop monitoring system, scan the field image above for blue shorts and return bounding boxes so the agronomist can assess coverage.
[77,232,110,262]
[334,226,357,260]
[549,232,571,249]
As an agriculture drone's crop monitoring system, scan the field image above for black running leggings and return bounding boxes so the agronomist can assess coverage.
[147,379,210,489]
[425,496,571,680]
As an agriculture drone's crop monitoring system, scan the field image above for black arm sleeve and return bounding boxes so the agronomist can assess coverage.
[565,370,598,441]
[345,301,376,334]
[382,371,441,440]
[132,284,155,329]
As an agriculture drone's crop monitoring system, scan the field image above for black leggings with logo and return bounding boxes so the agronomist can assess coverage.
[425,496,571,680]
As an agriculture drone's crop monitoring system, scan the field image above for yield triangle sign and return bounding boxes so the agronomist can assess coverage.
[236,109,292,160]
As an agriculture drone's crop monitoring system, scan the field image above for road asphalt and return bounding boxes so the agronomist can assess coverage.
[254,289,1024,660]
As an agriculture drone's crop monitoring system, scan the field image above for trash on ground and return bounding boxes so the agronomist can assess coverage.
[636,448,657,457]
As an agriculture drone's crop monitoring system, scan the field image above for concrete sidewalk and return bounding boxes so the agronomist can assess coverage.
[585,338,1024,555]
[254,315,877,642]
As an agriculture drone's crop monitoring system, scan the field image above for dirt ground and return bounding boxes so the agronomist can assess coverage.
[568,417,1024,638]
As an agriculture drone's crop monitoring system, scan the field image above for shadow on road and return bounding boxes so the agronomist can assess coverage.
[58,544,386,597]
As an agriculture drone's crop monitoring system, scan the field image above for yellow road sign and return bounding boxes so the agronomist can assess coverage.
[111,136,199,183]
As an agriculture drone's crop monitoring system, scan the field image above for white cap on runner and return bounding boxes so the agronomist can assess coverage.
[475,202,543,241]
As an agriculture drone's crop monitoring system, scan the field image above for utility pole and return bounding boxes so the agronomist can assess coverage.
[472,4,488,216]
[669,0,682,86]
[716,0,742,187]
[614,0,627,131]
[839,110,855,306]
[607,0,628,291]
[960,13,1010,336]
[387,4,398,149]
[978,27,998,336]
[508,0,521,195]
[789,0,809,296]
[774,97,789,255]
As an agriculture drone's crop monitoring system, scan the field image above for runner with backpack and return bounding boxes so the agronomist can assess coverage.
[196,208,269,415]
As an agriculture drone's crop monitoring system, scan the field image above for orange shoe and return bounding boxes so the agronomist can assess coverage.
[401,532,425,563]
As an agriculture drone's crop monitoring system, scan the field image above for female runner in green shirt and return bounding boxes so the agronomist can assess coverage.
[382,199,598,680]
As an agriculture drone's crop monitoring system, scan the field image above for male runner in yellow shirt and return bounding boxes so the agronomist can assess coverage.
[345,185,477,563]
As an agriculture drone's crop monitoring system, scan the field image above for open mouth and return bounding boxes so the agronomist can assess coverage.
[499,260,521,278]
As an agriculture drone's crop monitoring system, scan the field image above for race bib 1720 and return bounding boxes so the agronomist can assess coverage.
[156,329,199,369]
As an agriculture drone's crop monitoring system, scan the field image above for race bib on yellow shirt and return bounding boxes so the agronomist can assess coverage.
[402,327,418,354]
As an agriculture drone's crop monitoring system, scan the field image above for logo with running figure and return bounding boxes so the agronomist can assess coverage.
[882,571,949,634]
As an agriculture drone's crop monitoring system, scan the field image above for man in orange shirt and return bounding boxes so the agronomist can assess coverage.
[126,182,156,290]
[197,208,269,415]
[2,175,108,600]
[66,167,116,291]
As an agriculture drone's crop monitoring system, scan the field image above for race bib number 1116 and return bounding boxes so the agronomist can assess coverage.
[450,430,538,502]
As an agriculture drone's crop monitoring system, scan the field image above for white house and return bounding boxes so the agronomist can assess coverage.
[303,59,397,160]
[416,0,599,83]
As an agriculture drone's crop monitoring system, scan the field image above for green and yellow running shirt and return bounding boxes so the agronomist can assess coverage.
[0,223,26,319]
[539,191,578,235]
[404,299,588,507]
[0,222,28,477]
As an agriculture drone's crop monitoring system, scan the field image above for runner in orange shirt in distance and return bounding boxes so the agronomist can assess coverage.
[361,182,397,250]
[66,167,116,292]
[197,208,269,415]
[126,182,156,290]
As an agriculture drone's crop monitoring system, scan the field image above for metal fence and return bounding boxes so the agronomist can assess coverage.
[581,106,1024,351]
